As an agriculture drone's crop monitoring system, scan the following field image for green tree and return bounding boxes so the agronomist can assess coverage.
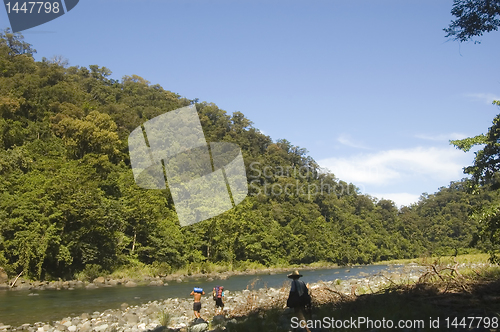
[452,101,500,262]
[445,0,500,42]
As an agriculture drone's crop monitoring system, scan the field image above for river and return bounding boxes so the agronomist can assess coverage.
[0,264,404,326]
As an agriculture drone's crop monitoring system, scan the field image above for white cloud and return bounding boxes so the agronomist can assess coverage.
[318,146,468,186]
[337,134,369,149]
[415,132,468,141]
[465,93,500,105]
[370,192,421,207]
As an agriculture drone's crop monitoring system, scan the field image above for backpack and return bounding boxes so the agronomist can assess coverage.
[213,286,223,300]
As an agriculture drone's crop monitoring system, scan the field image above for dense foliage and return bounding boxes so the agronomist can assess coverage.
[445,0,500,42]
[451,104,500,263]
[0,30,486,280]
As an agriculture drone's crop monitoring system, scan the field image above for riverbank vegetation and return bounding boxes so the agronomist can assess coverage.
[0,29,499,283]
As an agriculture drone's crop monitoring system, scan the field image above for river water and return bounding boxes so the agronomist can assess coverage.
[0,265,401,326]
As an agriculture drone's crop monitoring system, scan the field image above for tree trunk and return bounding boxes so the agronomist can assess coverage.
[131,231,136,254]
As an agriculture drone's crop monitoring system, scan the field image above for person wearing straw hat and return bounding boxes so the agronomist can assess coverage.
[287,270,311,332]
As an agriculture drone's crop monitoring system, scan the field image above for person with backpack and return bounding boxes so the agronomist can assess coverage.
[286,270,311,332]
[212,285,225,315]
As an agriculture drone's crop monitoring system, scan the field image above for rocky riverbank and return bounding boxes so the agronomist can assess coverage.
[0,264,429,332]
[0,266,332,292]
[0,262,495,332]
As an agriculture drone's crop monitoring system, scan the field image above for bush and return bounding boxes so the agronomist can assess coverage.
[75,264,105,281]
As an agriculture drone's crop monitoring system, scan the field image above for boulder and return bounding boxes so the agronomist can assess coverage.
[107,280,118,286]
[93,324,107,332]
[188,323,208,332]
[124,313,139,324]
[79,322,91,332]
[53,323,66,331]
[124,281,137,288]
[212,315,225,325]
[93,277,105,284]
[144,304,159,315]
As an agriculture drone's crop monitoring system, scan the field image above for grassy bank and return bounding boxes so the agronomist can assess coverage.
[72,253,493,282]
[373,253,492,266]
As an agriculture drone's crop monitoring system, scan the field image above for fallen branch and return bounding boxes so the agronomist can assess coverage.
[323,287,353,301]
[10,271,23,288]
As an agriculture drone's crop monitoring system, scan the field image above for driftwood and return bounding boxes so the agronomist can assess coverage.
[324,286,354,301]
[10,271,23,288]
[417,260,468,293]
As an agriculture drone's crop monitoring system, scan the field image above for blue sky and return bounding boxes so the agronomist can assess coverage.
[2,0,500,206]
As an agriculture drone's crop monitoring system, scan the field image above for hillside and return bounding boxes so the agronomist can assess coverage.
[0,30,485,280]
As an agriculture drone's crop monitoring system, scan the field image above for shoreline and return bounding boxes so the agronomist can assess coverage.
[0,264,426,332]
[0,261,496,332]
[2,253,490,292]
[1,265,342,292]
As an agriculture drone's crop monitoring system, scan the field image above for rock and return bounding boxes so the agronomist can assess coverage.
[124,281,137,287]
[85,283,97,290]
[148,327,167,332]
[16,283,31,290]
[79,321,91,332]
[67,326,76,332]
[212,315,225,325]
[93,324,108,332]
[188,323,208,332]
[144,305,158,315]
[93,277,105,284]
[54,323,66,331]
[0,326,11,330]
[0,267,8,284]
[124,313,139,324]
[120,303,129,310]
[149,280,163,286]
[107,280,118,286]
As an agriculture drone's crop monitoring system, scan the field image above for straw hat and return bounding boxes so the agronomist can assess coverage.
[287,270,303,279]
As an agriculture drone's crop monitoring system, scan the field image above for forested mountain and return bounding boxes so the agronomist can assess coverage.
[0,30,486,280]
